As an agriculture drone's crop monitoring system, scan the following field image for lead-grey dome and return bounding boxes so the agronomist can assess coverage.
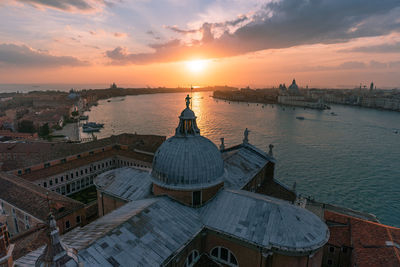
[151,94,224,190]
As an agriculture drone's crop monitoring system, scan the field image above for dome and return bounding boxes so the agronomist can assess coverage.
[151,94,225,190]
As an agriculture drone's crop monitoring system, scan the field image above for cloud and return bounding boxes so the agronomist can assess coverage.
[106,0,400,64]
[113,32,127,38]
[0,43,87,67]
[297,60,400,72]
[340,42,400,53]
[15,0,114,12]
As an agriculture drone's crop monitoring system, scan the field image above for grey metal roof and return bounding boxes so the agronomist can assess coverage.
[151,135,225,190]
[94,167,152,201]
[16,188,329,266]
[15,198,159,267]
[223,143,272,189]
[200,189,329,252]
[77,197,202,267]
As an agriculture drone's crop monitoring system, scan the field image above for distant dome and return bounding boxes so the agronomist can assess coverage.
[151,94,224,190]
[288,79,299,91]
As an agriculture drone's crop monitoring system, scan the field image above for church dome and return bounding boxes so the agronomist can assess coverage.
[151,95,225,190]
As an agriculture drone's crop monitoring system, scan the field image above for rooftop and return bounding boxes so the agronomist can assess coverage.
[94,167,152,201]
[325,210,400,267]
[1,133,165,172]
[0,172,84,221]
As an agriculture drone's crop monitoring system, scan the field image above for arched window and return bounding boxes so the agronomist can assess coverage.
[210,246,238,266]
[184,250,200,267]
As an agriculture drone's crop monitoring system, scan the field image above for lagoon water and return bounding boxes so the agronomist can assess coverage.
[83,91,400,227]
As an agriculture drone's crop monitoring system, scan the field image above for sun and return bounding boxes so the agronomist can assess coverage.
[186,59,207,73]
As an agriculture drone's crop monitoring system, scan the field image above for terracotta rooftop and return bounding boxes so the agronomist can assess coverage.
[0,133,165,171]
[325,210,400,267]
[0,172,84,221]
[19,149,153,182]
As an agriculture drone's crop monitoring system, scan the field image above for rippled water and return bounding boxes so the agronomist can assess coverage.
[83,91,400,227]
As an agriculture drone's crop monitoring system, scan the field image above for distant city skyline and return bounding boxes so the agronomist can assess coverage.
[0,0,400,87]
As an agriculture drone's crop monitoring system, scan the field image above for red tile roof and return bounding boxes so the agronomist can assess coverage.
[0,172,84,221]
[325,210,400,267]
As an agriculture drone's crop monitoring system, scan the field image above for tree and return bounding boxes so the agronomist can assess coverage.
[39,123,50,137]
[18,120,36,133]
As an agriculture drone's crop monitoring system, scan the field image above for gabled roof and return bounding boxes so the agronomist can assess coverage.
[0,172,84,221]
[222,143,273,189]
[94,167,152,201]
[16,188,329,266]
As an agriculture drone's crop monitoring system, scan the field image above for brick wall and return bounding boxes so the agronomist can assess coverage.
[97,191,126,217]
[153,182,224,207]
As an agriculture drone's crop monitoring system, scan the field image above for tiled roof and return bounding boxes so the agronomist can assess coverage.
[325,210,400,267]
[0,172,84,221]
[1,133,165,171]
[19,149,153,182]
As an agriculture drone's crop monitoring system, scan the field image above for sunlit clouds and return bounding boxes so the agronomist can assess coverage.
[0,0,400,87]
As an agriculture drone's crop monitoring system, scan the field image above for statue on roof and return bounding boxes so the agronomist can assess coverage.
[243,128,250,144]
[185,94,191,109]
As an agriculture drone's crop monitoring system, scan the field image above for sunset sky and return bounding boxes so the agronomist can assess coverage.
[0,0,400,88]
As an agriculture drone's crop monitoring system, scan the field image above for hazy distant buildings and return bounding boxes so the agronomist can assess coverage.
[278,79,328,109]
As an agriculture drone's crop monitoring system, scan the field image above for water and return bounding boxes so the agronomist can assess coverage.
[83,91,400,227]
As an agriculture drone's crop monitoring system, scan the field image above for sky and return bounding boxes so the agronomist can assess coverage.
[0,0,400,88]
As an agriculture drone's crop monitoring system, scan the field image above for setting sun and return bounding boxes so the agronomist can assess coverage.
[186,59,208,73]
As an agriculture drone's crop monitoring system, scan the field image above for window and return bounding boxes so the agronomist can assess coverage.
[61,176,64,182]
[76,215,81,224]
[55,178,58,184]
[44,162,50,168]
[184,250,200,267]
[77,154,81,158]
[49,180,53,186]
[89,151,94,155]
[17,170,22,175]
[71,173,73,179]
[25,215,31,229]
[56,188,60,193]
[76,171,79,177]
[342,247,348,253]
[61,158,66,163]
[329,246,335,253]
[24,168,31,174]
[81,170,83,175]
[67,184,71,194]
[85,168,88,174]
[210,247,238,267]
[72,182,76,191]
[192,191,201,206]
[65,220,70,229]
[43,182,47,187]
[327,259,333,265]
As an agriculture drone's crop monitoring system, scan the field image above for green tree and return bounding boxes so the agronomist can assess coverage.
[39,123,50,137]
[18,120,36,133]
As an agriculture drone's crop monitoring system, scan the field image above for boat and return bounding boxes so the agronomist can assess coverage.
[296,116,305,120]
[107,100,111,102]
[83,127,100,133]
[83,122,104,129]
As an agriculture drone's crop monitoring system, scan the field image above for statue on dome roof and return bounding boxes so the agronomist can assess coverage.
[185,94,191,109]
